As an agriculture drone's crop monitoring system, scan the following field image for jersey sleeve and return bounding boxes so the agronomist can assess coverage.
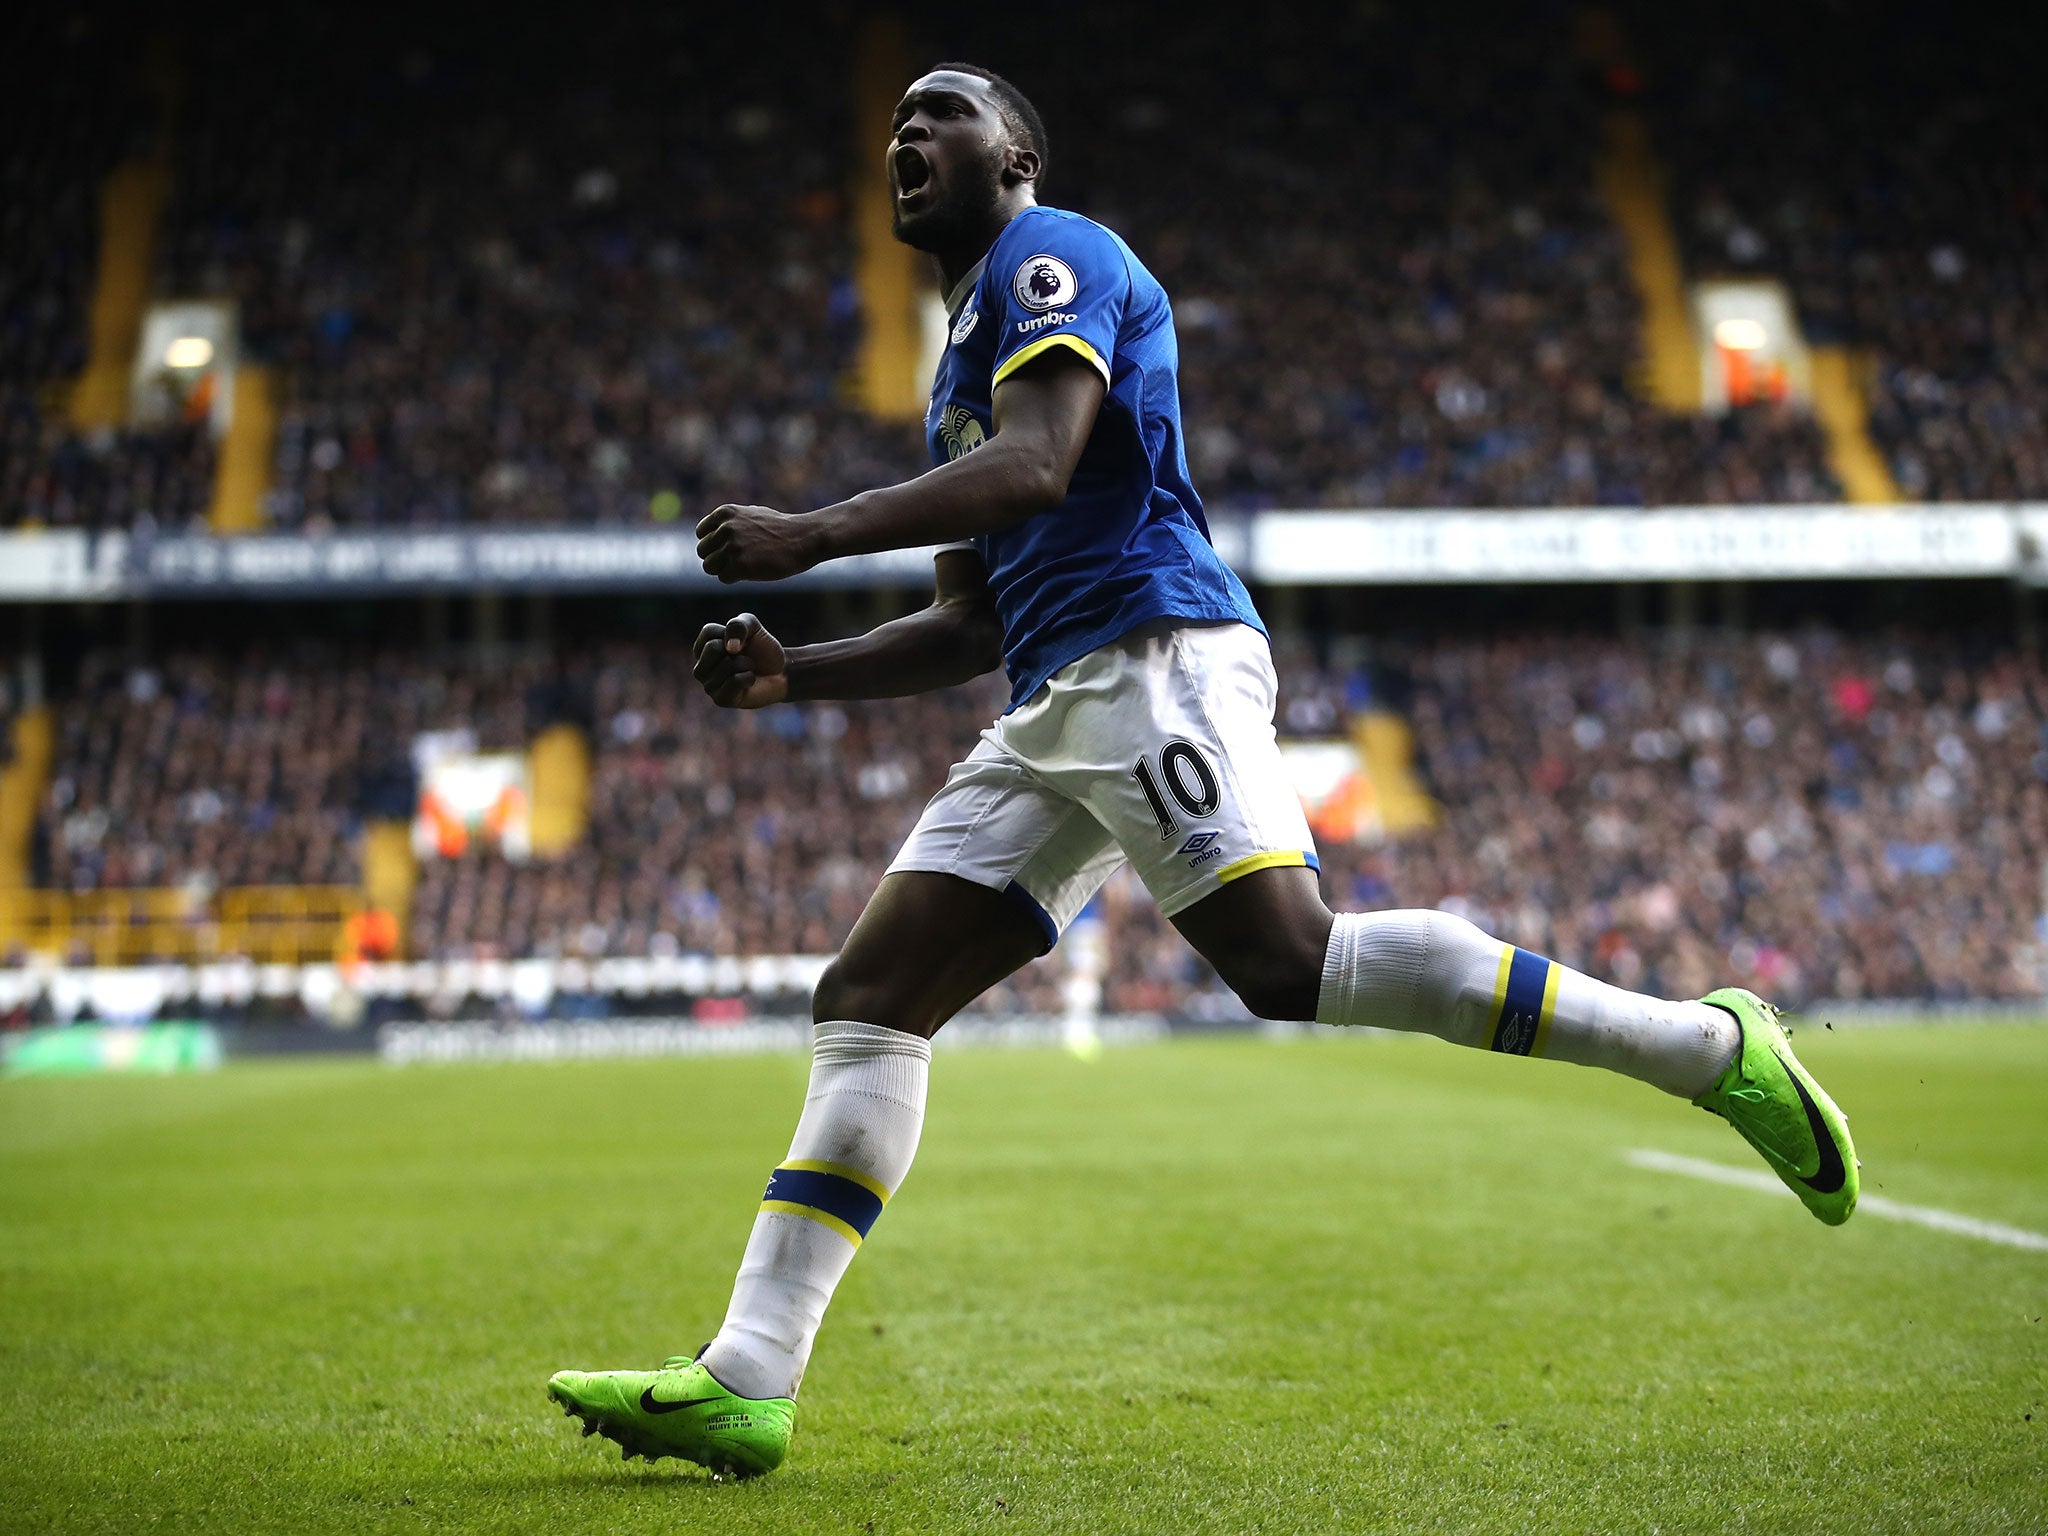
[989,220,1128,391]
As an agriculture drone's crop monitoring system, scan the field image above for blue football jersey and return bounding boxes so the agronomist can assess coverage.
[925,205,1264,709]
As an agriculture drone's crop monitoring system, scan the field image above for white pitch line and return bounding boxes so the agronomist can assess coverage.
[1624,1148,2048,1252]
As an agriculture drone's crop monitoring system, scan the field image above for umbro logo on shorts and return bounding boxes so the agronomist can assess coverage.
[1178,832,1220,855]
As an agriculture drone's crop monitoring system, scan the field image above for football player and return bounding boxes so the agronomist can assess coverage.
[547,64,1857,1476]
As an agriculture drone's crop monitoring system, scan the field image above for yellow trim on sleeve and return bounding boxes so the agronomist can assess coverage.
[1530,961,1562,1059]
[1486,944,1515,1050]
[777,1158,893,1204]
[1214,850,1309,885]
[992,332,1110,389]
[760,1199,864,1248]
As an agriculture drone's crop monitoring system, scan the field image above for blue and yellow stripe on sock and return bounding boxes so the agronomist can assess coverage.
[759,1159,892,1247]
[1485,945,1560,1056]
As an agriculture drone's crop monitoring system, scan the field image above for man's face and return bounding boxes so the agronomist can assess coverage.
[888,71,1016,251]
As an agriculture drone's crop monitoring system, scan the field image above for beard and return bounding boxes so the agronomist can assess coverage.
[891,152,1007,251]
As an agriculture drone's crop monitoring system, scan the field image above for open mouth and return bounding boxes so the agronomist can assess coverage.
[893,145,932,199]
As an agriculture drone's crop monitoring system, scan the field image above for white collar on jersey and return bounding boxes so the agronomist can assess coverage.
[944,256,987,319]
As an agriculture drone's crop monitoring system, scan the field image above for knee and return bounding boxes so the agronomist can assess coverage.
[1234,984,1307,1023]
[812,952,935,1036]
[1213,928,1331,1022]
[813,953,874,1028]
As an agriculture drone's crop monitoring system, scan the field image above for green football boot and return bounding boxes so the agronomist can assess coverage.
[547,1350,794,1477]
[1693,987,1859,1225]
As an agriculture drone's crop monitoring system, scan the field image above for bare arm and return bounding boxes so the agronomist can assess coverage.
[695,352,1106,584]
[692,547,1003,707]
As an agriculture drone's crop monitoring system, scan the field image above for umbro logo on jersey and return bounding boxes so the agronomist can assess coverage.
[1015,311,1076,334]
[951,305,979,345]
[1013,253,1078,312]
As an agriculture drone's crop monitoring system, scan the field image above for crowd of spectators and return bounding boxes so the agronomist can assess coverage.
[968,2,1838,509]
[34,624,2048,1014]
[0,16,217,532]
[1643,2,2048,500]
[406,650,1004,967]
[5,4,1886,533]
[1301,629,2046,1008]
[7,420,216,532]
[40,646,542,894]
[153,9,918,532]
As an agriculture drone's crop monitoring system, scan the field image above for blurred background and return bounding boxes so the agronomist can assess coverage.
[4,0,2046,1072]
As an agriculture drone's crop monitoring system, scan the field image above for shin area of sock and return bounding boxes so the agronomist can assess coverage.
[700,1021,931,1399]
[1314,910,1737,1094]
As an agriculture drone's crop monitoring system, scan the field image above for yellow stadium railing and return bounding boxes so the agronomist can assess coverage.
[0,886,363,966]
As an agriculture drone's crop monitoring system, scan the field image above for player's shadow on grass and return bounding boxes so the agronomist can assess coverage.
[467,1465,826,1497]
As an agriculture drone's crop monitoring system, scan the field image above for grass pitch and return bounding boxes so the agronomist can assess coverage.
[3,1023,2045,1534]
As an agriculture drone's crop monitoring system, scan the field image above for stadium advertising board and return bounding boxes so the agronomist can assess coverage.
[117,528,942,594]
[0,508,2040,598]
[0,529,124,599]
[1,1022,222,1077]
[1252,506,2020,583]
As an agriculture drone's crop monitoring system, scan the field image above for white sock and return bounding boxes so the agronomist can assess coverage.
[698,1021,930,1400]
[1314,910,1737,1097]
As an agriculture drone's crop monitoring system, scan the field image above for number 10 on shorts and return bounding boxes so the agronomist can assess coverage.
[1131,741,1221,839]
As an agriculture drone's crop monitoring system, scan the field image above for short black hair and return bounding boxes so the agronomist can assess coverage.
[931,61,1049,186]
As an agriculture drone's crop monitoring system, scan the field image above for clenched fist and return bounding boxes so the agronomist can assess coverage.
[696,503,821,584]
[692,613,789,709]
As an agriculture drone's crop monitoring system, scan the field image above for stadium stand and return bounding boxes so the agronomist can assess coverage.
[152,10,919,532]
[1096,630,2048,1013]
[405,651,1000,964]
[938,3,1841,509]
[29,628,2045,1012]
[1642,1,2048,500]
[4,6,2043,1028]
[40,646,539,895]
[3,5,1873,532]
[0,18,216,531]
[1292,631,2046,1008]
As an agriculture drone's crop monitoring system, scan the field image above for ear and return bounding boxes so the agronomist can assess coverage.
[1002,144,1041,188]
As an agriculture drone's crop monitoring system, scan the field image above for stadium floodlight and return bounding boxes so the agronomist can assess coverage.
[1711,317,1768,352]
[163,336,215,369]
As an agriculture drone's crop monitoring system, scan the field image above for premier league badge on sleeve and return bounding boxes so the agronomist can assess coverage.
[1013,254,1078,312]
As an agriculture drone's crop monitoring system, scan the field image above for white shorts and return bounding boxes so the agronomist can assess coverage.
[887,621,1319,949]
